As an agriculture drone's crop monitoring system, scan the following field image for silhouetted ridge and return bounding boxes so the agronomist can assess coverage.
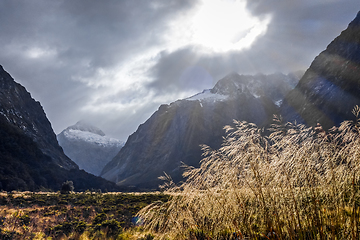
[282,11,360,129]
[0,65,77,170]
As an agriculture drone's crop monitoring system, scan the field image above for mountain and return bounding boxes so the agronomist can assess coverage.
[0,65,77,170]
[0,65,120,191]
[57,121,124,176]
[101,72,300,189]
[282,11,360,128]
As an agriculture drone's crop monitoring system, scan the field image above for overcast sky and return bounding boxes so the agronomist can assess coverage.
[0,0,358,140]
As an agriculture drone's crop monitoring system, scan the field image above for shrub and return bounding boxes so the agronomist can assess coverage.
[141,233,155,240]
[0,229,20,240]
[60,180,74,194]
[18,214,30,226]
[74,221,87,234]
[92,212,107,225]
[101,219,122,236]
[48,222,73,237]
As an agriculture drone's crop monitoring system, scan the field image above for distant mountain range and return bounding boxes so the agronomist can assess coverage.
[0,65,120,192]
[57,121,124,176]
[101,72,301,189]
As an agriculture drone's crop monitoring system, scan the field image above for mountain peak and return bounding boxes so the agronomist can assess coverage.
[211,72,247,95]
[58,121,124,176]
[351,11,360,26]
[67,120,105,136]
[209,72,300,102]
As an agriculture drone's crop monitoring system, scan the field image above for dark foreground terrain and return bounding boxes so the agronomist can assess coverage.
[0,191,168,240]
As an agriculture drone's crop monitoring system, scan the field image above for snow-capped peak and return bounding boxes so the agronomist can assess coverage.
[182,71,301,108]
[67,120,105,136]
[60,121,124,147]
[57,122,125,176]
[63,129,124,148]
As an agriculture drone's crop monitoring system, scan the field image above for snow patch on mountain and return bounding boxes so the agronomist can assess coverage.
[182,72,302,107]
[186,89,229,102]
[67,120,105,136]
[64,129,123,148]
[275,99,283,107]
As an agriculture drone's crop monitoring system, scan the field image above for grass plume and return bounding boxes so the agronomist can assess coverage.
[138,106,360,239]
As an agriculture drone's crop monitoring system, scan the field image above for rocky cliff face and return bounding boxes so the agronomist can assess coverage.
[0,65,120,191]
[101,72,300,189]
[0,65,77,170]
[282,11,360,128]
[57,121,124,176]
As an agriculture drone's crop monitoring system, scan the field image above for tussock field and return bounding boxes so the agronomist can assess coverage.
[0,191,168,239]
[138,106,360,239]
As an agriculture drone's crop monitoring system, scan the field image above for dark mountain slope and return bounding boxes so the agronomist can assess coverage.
[0,65,76,169]
[282,11,360,128]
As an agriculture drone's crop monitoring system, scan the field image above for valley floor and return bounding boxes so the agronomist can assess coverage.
[0,191,168,240]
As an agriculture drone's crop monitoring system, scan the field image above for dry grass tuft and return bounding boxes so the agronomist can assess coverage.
[138,106,360,239]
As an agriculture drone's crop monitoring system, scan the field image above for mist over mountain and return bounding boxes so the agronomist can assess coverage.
[0,65,120,191]
[282,11,360,128]
[58,121,124,176]
[101,72,300,189]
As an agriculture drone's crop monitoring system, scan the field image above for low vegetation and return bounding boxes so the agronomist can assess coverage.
[138,106,360,239]
[0,191,168,239]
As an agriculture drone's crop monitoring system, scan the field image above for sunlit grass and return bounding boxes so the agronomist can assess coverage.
[138,106,360,239]
[0,191,168,239]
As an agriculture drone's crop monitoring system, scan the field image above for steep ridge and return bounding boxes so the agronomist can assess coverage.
[0,65,77,170]
[57,121,124,176]
[101,73,300,189]
[282,11,360,128]
[0,65,119,191]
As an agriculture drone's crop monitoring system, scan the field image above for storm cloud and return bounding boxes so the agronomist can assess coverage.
[0,0,358,140]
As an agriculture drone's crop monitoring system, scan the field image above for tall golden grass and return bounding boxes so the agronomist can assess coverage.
[138,106,360,239]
